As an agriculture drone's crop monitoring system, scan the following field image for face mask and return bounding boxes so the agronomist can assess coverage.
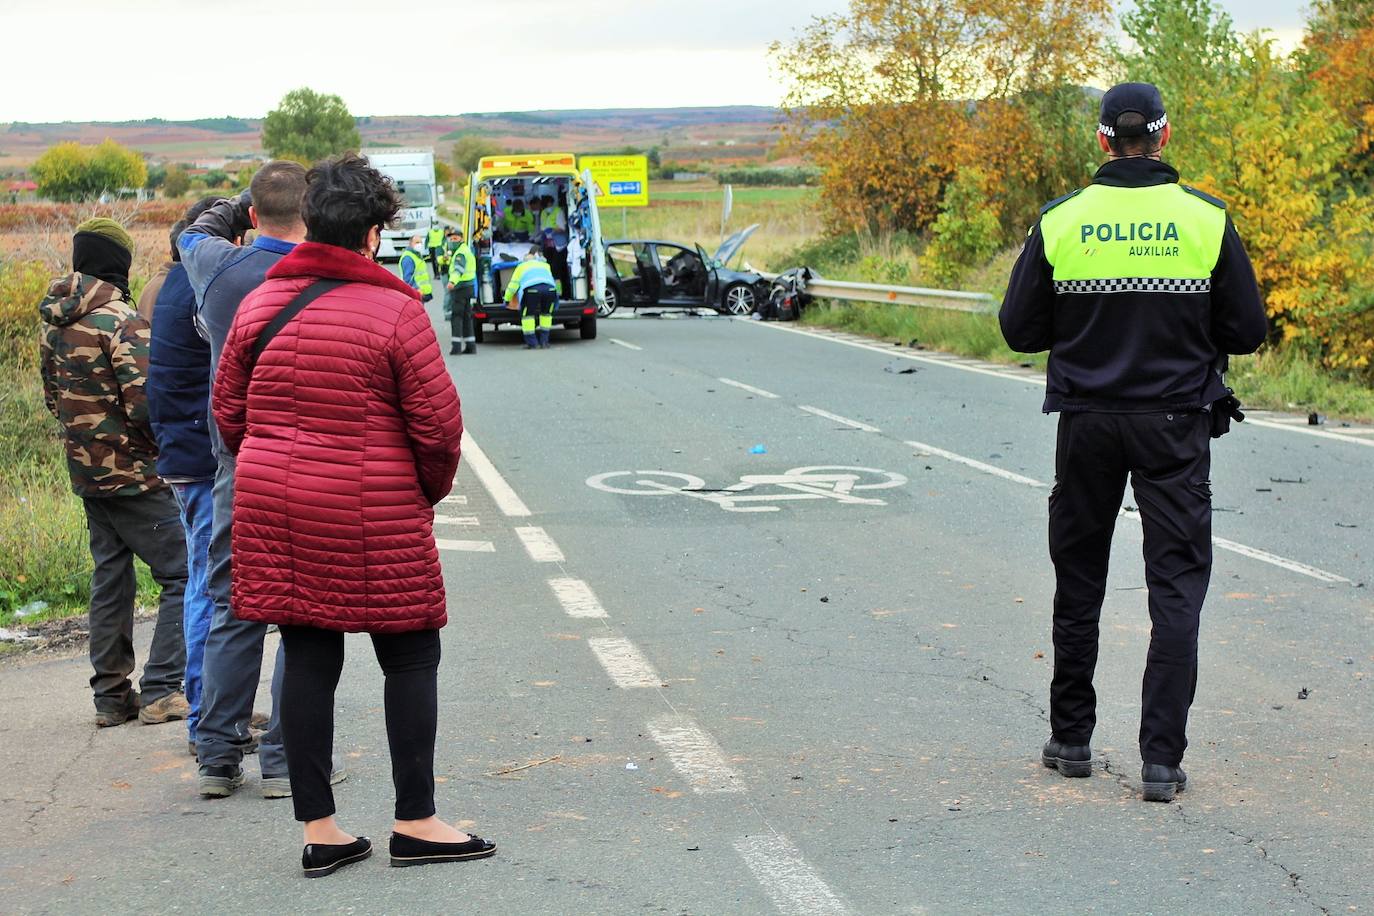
[412,243,424,252]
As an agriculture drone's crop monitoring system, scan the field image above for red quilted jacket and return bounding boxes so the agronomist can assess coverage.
[212,242,462,633]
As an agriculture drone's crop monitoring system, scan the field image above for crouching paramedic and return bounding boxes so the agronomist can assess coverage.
[504,246,557,349]
[998,82,1268,803]
[445,230,477,355]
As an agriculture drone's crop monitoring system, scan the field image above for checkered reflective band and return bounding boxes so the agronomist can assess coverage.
[1054,277,1211,294]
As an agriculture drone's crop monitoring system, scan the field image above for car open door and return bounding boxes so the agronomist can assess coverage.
[582,168,605,308]
[713,223,760,267]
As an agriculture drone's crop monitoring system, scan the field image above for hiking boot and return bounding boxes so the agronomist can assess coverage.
[450,342,463,355]
[199,764,245,798]
[262,759,348,799]
[249,710,270,730]
[1141,763,1188,802]
[1041,737,1093,777]
[94,693,140,728]
[139,691,190,725]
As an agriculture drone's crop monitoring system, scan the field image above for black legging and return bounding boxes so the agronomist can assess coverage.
[278,625,441,823]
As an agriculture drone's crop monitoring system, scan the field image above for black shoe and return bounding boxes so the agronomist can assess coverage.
[389,831,497,867]
[1141,763,1188,802]
[302,836,372,878]
[450,342,462,355]
[198,764,245,798]
[1041,737,1092,777]
[465,343,476,354]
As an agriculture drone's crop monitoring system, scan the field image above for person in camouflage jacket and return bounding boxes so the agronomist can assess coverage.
[37,218,190,729]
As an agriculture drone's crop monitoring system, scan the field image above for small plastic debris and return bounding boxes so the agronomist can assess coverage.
[625,762,639,771]
[749,444,767,455]
[819,596,830,603]
[1033,651,1045,659]
[1343,657,1354,665]
[1297,687,1310,700]
[686,845,700,851]
[1308,412,1325,426]
[15,600,48,618]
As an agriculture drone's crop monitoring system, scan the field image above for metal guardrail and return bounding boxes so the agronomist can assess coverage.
[749,265,996,314]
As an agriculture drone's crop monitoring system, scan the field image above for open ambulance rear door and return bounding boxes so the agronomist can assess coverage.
[582,168,606,309]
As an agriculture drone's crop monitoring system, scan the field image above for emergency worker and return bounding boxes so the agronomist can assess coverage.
[445,229,477,355]
[501,199,533,239]
[400,234,433,302]
[503,245,557,349]
[425,224,445,276]
[999,83,1267,802]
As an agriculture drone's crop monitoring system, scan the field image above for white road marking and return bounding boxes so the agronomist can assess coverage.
[747,321,1374,449]
[1243,417,1374,449]
[548,577,607,618]
[439,493,468,505]
[905,439,1047,488]
[798,405,880,432]
[719,377,780,399]
[435,539,495,553]
[587,637,661,687]
[433,514,480,526]
[515,526,565,563]
[907,439,1353,584]
[646,715,745,794]
[608,337,643,351]
[734,836,855,916]
[460,430,531,517]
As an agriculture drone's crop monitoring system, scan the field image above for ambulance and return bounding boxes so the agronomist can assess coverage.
[463,153,605,341]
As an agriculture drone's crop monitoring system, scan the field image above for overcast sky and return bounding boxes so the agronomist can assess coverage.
[0,0,1308,122]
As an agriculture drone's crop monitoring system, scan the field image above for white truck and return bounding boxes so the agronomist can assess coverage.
[363,148,438,260]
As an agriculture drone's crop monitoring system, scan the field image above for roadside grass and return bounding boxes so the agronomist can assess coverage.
[1,257,157,628]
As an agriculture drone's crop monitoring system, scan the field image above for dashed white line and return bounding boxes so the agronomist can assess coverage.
[461,430,531,517]
[588,637,661,687]
[905,439,1047,488]
[719,377,780,399]
[906,438,1352,584]
[548,577,607,618]
[1243,417,1374,449]
[433,514,480,526]
[798,405,880,432]
[734,836,855,916]
[439,493,468,505]
[608,337,643,351]
[646,715,745,794]
[435,539,495,553]
[515,526,565,563]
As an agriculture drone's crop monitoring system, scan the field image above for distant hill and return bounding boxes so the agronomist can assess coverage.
[0,107,784,171]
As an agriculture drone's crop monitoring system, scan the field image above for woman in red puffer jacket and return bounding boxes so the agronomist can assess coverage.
[213,153,495,878]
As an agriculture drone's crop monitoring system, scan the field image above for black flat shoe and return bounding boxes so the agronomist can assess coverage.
[302,836,372,878]
[1041,736,1092,777]
[389,831,497,867]
[1141,763,1188,802]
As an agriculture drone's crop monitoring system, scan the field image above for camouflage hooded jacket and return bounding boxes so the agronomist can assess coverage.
[38,273,163,497]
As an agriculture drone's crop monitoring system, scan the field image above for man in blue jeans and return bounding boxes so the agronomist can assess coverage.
[179,162,345,798]
[148,201,222,755]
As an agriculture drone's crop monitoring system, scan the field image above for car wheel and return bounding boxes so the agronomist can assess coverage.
[599,283,620,317]
[721,283,756,316]
[580,314,598,340]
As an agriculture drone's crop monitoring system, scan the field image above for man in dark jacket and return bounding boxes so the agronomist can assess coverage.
[148,198,222,755]
[179,162,344,799]
[38,218,189,728]
[1000,83,1268,802]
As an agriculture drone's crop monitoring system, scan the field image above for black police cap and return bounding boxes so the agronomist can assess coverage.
[1098,82,1168,138]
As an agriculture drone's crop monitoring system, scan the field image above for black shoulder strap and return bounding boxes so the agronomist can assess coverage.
[247,279,348,374]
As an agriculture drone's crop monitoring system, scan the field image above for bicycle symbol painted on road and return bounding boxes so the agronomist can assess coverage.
[585,466,908,513]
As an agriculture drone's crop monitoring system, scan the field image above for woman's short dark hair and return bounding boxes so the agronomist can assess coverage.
[303,153,403,251]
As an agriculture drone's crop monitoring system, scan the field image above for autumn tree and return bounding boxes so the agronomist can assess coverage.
[262,88,361,163]
[30,140,148,202]
[771,0,1112,236]
[162,165,190,198]
[1302,0,1374,187]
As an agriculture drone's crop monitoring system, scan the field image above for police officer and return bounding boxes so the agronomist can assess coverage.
[445,229,477,355]
[399,234,433,302]
[999,83,1267,802]
[503,245,558,349]
[425,224,445,276]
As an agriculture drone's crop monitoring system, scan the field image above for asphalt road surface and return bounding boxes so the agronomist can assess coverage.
[2,305,1370,915]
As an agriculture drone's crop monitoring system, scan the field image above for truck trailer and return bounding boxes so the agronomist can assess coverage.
[363,148,438,260]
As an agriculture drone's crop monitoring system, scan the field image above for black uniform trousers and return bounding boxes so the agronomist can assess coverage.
[1048,410,1212,767]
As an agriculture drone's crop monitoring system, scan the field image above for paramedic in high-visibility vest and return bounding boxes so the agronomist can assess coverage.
[425,224,445,276]
[500,199,534,240]
[444,229,477,355]
[999,82,1267,804]
[503,246,558,349]
[399,234,433,302]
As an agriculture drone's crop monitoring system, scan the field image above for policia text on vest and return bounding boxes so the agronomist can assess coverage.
[998,90,1267,802]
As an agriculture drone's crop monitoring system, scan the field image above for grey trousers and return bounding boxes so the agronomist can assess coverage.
[194,450,287,775]
[82,489,187,710]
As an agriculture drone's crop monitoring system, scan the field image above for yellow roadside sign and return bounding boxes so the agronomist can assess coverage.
[581,154,649,208]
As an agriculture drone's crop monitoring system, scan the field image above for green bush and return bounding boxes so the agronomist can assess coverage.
[920,167,1004,289]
